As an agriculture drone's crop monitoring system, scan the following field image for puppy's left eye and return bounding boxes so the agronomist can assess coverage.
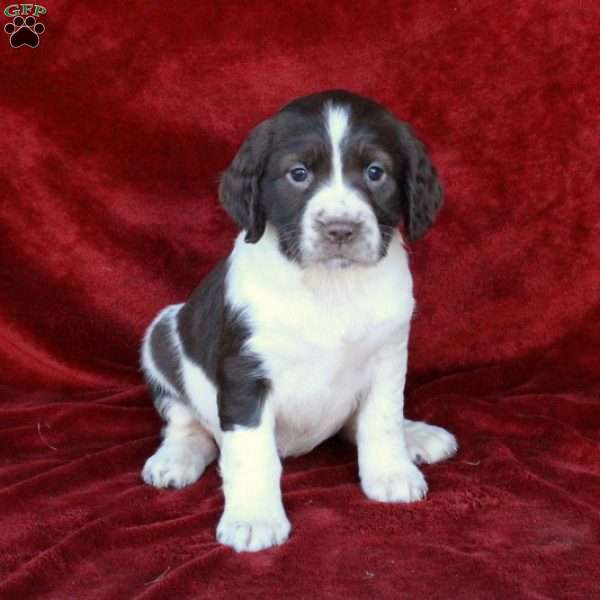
[366,164,385,183]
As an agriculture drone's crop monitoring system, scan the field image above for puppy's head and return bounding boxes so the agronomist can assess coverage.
[219,90,442,268]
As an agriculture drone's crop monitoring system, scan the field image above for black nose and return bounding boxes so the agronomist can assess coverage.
[319,220,361,244]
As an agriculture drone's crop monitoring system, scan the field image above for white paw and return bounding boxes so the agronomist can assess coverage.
[362,462,428,503]
[404,420,458,465]
[142,443,206,489]
[217,512,291,552]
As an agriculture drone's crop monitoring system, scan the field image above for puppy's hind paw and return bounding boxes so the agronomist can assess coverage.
[404,420,458,465]
[142,443,206,489]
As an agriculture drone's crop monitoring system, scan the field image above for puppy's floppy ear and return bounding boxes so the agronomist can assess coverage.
[398,124,443,240]
[219,119,273,243]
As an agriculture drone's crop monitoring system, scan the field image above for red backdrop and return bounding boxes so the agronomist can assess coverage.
[1,1,599,598]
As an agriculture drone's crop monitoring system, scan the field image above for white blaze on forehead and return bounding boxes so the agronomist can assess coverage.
[324,103,350,185]
[300,101,382,265]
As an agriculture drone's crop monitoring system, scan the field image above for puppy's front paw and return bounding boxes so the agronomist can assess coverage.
[217,512,291,552]
[142,443,206,489]
[361,462,428,503]
[404,420,458,465]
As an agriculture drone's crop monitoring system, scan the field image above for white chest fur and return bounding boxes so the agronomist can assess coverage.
[226,227,415,456]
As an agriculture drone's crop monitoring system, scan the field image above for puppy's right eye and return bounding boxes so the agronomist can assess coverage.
[287,165,310,184]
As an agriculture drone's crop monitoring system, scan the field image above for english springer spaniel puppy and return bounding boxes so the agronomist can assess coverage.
[141,90,457,552]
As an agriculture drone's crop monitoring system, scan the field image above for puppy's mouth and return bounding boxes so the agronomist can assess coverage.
[308,247,378,269]
[321,256,355,269]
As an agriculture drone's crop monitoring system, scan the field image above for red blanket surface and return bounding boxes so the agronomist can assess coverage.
[1,1,599,598]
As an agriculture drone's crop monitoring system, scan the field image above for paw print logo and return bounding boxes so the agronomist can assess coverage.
[4,15,45,48]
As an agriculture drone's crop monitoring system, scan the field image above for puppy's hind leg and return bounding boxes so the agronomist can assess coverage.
[141,304,217,489]
[340,412,458,466]
[143,396,218,489]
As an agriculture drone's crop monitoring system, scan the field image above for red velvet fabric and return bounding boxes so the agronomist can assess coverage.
[1,1,599,597]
